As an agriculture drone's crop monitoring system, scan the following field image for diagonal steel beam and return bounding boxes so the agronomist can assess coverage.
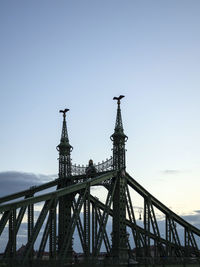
[125,184,144,249]
[37,214,50,259]
[22,198,53,265]
[0,171,116,213]
[72,199,85,253]
[59,186,89,263]
[0,210,11,236]
[4,206,27,257]
[95,206,111,253]
[93,177,117,257]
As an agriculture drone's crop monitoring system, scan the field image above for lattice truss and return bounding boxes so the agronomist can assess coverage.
[0,169,200,265]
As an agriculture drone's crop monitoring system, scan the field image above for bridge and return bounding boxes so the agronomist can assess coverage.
[0,96,200,267]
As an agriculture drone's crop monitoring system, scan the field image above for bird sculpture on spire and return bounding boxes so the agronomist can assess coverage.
[113,95,125,105]
[59,108,69,118]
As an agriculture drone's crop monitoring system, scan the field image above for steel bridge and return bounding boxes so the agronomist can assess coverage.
[0,96,200,266]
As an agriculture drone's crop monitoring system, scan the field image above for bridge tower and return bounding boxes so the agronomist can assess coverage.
[111,95,129,263]
[57,109,73,259]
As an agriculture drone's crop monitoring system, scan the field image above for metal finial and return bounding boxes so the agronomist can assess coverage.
[113,95,125,105]
[59,108,69,118]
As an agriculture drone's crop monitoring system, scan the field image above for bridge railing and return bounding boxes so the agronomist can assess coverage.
[71,157,113,176]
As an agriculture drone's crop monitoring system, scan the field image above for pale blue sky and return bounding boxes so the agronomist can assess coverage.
[0,0,200,215]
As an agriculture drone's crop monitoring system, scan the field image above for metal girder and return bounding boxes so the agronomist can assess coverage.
[144,198,151,257]
[0,179,58,204]
[59,186,89,263]
[90,194,147,244]
[8,209,16,258]
[92,203,97,254]
[49,199,57,259]
[166,216,184,258]
[22,199,53,265]
[125,184,144,250]
[0,171,116,213]
[4,206,27,257]
[72,200,85,253]
[58,193,73,254]
[185,228,199,256]
[95,206,111,253]
[37,215,50,259]
[37,198,57,259]
[28,203,34,240]
[126,172,200,238]
[93,177,116,257]
[0,210,11,236]
[83,186,90,256]
[144,197,166,258]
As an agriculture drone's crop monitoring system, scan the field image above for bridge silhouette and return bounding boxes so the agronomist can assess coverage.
[0,96,200,266]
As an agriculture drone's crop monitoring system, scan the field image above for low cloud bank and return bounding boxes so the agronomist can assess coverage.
[0,171,53,197]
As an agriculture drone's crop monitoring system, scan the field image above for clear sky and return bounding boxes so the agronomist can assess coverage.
[0,0,200,219]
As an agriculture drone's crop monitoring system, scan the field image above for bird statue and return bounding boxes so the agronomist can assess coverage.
[113,95,125,104]
[59,108,69,118]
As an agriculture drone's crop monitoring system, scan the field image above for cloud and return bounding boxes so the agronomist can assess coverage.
[0,171,52,197]
[161,169,181,175]
[194,210,200,214]
[182,212,200,227]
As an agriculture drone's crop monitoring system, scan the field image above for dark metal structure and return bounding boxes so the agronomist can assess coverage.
[0,96,200,266]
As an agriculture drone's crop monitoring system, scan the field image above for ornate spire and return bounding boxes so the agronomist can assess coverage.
[111,95,128,141]
[114,95,124,132]
[111,95,128,171]
[111,95,129,261]
[57,108,73,179]
[57,109,73,154]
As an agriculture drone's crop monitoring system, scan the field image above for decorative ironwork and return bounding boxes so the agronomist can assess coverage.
[71,157,113,176]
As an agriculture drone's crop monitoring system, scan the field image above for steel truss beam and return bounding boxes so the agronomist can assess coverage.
[83,186,90,256]
[59,185,89,264]
[22,199,54,265]
[72,200,85,252]
[0,170,200,263]
[95,206,111,253]
[0,171,116,213]
[125,184,144,250]
[37,199,58,259]
[4,205,27,257]
[0,210,12,236]
[93,177,117,257]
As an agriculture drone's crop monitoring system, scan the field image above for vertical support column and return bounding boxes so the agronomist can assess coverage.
[166,216,172,257]
[111,95,128,264]
[144,198,150,259]
[57,109,73,261]
[112,172,128,261]
[28,203,34,259]
[49,200,57,259]
[8,209,16,259]
[92,204,98,255]
[65,194,73,258]
[185,228,189,257]
[58,194,73,258]
[84,186,90,257]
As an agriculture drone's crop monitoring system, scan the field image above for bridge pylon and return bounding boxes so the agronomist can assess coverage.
[111,95,129,264]
[57,108,73,262]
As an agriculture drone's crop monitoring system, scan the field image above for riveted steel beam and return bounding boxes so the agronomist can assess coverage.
[22,198,54,265]
[59,185,89,264]
[0,171,116,213]
[0,210,12,236]
[93,177,116,257]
